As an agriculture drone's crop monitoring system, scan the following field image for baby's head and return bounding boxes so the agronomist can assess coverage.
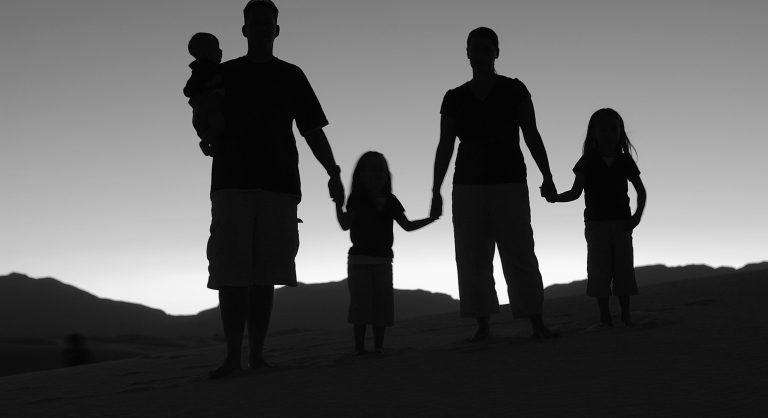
[188,32,223,63]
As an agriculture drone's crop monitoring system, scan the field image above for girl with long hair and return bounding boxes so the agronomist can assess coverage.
[336,152,438,354]
[549,108,647,327]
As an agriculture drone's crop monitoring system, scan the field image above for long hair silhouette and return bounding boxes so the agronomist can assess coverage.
[582,108,637,160]
[350,151,392,197]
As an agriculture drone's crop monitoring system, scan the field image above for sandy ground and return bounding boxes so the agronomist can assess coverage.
[2,269,766,417]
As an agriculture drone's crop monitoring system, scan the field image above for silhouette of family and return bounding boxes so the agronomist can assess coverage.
[184,0,647,379]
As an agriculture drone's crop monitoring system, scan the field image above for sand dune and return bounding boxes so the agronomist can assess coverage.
[2,268,766,417]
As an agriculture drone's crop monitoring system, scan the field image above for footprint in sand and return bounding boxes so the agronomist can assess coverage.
[685,299,717,306]
[116,386,156,394]
[149,354,187,360]
[585,323,620,332]
[334,347,413,364]
[630,312,677,327]
[27,397,65,404]
[114,371,142,377]
[332,353,356,365]
[185,364,214,370]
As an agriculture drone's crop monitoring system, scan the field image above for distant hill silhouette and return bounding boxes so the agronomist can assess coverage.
[543,262,768,299]
[0,274,458,338]
[3,263,766,338]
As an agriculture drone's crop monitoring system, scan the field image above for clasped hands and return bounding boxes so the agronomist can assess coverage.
[540,178,557,202]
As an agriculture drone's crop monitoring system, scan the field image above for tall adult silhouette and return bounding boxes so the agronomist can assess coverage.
[204,0,344,378]
[430,27,558,341]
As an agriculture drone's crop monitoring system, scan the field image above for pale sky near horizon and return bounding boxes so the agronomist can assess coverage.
[3,0,766,315]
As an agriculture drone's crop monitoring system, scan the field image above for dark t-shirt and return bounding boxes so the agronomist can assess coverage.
[440,76,531,185]
[183,59,222,99]
[347,193,405,259]
[211,57,328,197]
[574,150,641,221]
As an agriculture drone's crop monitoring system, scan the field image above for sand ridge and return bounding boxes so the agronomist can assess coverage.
[2,269,766,417]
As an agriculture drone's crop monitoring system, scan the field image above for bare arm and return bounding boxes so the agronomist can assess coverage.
[304,127,344,203]
[518,97,556,198]
[395,213,437,232]
[627,175,647,230]
[550,172,585,203]
[430,115,457,218]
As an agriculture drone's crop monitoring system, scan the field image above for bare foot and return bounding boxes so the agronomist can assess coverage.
[208,360,241,379]
[600,319,615,328]
[248,358,277,369]
[531,326,561,340]
[468,327,490,342]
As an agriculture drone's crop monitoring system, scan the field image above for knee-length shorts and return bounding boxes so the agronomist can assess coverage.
[207,189,300,289]
[452,183,544,319]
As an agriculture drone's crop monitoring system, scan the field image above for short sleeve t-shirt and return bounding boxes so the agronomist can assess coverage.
[347,193,406,259]
[573,151,641,221]
[440,76,531,185]
[211,57,328,197]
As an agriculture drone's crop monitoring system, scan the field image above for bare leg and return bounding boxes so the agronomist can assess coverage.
[247,285,277,368]
[209,286,248,378]
[597,297,614,327]
[373,327,385,353]
[618,296,633,326]
[529,314,560,339]
[469,316,490,342]
[353,324,369,355]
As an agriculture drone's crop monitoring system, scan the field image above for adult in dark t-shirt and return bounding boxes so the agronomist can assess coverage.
[212,56,327,196]
[205,0,344,379]
[430,27,559,341]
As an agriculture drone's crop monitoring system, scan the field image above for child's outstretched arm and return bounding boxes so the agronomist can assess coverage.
[548,172,585,203]
[335,200,351,231]
[627,175,646,230]
[395,213,437,232]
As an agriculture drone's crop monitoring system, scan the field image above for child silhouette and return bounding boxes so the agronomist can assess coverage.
[335,152,438,354]
[183,32,225,156]
[549,108,647,327]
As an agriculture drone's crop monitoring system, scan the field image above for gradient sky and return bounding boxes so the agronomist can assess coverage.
[3,0,766,315]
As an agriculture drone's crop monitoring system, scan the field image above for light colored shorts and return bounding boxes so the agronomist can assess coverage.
[207,189,300,289]
[347,263,395,327]
[585,220,638,297]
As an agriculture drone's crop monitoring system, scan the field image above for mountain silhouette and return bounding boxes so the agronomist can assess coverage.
[0,274,458,338]
[543,262,768,299]
[3,262,766,338]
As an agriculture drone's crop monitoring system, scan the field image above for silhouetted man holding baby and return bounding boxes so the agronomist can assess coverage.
[200,0,344,378]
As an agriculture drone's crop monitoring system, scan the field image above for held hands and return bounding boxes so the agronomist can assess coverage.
[328,172,345,204]
[540,178,557,202]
